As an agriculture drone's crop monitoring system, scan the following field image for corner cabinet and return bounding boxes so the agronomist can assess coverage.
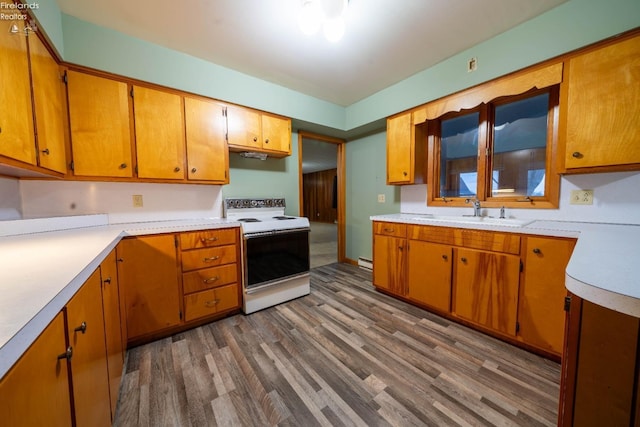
[67,70,134,178]
[372,220,576,358]
[559,31,640,172]
[559,295,640,426]
[386,111,426,185]
[226,105,291,157]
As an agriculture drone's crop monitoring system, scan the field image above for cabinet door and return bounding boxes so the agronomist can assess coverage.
[0,312,72,427]
[184,97,228,182]
[261,113,291,154]
[407,240,452,312]
[29,35,67,173]
[386,113,412,184]
[563,34,640,169]
[133,86,185,179]
[100,250,124,420]
[453,248,520,335]
[0,10,35,165]
[226,105,261,149]
[373,234,406,296]
[67,71,133,177]
[66,268,112,427]
[117,235,181,340]
[519,237,575,354]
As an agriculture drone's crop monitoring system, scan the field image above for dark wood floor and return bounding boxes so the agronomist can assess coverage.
[114,263,560,427]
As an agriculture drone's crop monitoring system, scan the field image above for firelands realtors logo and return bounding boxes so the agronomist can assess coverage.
[1,2,39,33]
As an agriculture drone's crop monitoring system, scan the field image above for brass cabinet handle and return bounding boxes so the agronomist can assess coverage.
[461,257,467,263]
[203,276,220,284]
[57,346,73,361]
[398,246,404,251]
[532,248,541,254]
[442,254,448,261]
[265,138,269,144]
[403,171,408,176]
[41,148,50,155]
[191,167,197,173]
[174,167,181,172]
[74,321,87,334]
[253,137,258,142]
[119,163,127,169]
[383,228,394,233]
[200,237,218,243]
[103,277,111,284]
[572,152,582,158]
[203,256,220,262]
[204,299,220,308]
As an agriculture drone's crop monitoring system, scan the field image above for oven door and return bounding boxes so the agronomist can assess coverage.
[244,228,310,290]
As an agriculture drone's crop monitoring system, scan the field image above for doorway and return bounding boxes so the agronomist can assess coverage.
[298,131,345,268]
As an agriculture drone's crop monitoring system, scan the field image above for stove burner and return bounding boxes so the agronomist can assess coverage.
[238,218,261,223]
[273,216,295,220]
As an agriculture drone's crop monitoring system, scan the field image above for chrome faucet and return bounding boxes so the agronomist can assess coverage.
[465,198,482,217]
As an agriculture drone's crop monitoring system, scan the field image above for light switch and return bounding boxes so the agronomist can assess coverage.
[377,194,385,203]
[132,194,144,208]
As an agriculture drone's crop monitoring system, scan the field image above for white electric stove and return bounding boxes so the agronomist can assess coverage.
[224,198,310,314]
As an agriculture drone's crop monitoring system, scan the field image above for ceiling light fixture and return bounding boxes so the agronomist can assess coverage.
[298,0,348,43]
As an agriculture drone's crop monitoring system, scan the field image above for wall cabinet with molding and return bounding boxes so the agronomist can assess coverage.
[373,221,576,358]
[559,31,640,173]
[226,105,291,157]
[386,111,426,185]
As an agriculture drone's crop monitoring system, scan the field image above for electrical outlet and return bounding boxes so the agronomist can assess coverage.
[377,194,386,203]
[132,194,144,208]
[570,189,593,205]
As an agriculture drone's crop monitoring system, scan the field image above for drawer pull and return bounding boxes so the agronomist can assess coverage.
[203,276,220,284]
[572,151,583,159]
[461,257,468,263]
[383,228,394,232]
[74,322,87,334]
[201,237,219,243]
[57,346,73,361]
[204,256,220,262]
[204,299,220,308]
[532,248,541,254]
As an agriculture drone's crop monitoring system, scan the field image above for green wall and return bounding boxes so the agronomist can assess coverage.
[30,0,640,261]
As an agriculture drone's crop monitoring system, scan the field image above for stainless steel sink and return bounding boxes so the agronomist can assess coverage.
[410,215,533,227]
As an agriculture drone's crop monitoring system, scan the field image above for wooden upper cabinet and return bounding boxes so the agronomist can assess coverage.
[453,247,520,336]
[0,11,36,165]
[132,85,186,179]
[66,268,112,427]
[261,112,291,154]
[518,236,575,355]
[560,32,640,171]
[29,35,67,174]
[0,312,72,427]
[386,111,425,185]
[67,70,133,177]
[226,105,291,156]
[184,97,228,182]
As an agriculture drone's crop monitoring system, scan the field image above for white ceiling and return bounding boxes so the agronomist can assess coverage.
[55,0,567,106]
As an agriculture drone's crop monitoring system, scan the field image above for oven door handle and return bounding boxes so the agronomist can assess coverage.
[244,227,310,239]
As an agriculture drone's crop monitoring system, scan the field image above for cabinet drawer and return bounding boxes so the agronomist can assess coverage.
[407,225,455,245]
[180,228,238,250]
[181,245,237,272]
[183,284,240,322]
[454,229,520,255]
[182,264,238,294]
[373,222,407,238]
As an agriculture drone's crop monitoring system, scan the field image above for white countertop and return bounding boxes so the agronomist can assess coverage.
[371,214,640,319]
[0,216,240,379]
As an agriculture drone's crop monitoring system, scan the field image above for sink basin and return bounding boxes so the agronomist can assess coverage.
[410,215,533,227]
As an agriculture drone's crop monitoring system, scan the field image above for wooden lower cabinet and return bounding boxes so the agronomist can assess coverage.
[0,312,72,427]
[453,248,520,336]
[518,236,576,354]
[373,234,407,296]
[407,240,452,312]
[117,234,182,341]
[559,295,640,426]
[66,268,112,427]
[100,250,125,419]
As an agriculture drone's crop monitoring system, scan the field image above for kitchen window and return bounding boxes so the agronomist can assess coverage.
[427,86,560,209]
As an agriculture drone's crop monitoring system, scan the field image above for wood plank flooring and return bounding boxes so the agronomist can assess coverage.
[114,263,560,427]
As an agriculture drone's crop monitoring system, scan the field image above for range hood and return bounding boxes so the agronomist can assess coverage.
[239,152,268,160]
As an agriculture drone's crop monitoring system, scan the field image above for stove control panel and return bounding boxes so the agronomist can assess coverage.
[224,198,286,210]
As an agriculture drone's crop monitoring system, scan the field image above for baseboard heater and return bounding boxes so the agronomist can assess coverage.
[357,257,373,271]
